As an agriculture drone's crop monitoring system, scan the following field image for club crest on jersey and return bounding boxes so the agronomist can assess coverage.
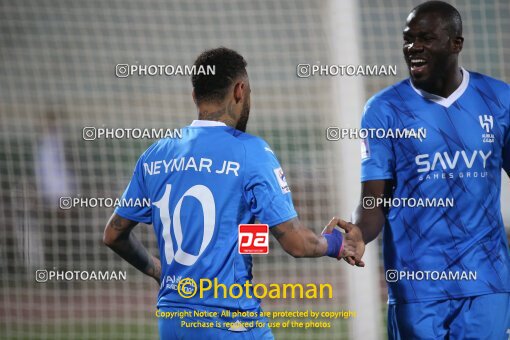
[479,114,494,143]
[274,167,290,193]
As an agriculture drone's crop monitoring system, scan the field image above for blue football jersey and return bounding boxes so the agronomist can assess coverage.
[115,120,297,321]
[361,69,510,303]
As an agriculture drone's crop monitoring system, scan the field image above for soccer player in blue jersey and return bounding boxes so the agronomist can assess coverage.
[103,47,364,340]
[352,1,510,339]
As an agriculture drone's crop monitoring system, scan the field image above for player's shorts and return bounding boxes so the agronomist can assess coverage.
[158,315,274,340]
[387,292,510,339]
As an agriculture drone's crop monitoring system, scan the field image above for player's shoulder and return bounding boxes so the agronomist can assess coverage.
[364,79,411,114]
[235,131,275,157]
[236,131,267,146]
[232,132,281,170]
[468,71,510,102]
[137,138,172,162]
[468,70,509,88]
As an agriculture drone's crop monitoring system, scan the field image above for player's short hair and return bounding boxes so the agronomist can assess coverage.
[192,47,247,104]
[412,1,462,37]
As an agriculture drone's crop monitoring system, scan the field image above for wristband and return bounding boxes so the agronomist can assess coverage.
[323,227,344,259]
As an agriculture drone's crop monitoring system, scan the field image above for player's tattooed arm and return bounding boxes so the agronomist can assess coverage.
[271,217,364,265]
[271,218,328,258]
[103,213,161,284]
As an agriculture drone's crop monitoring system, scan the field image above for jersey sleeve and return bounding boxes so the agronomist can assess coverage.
[242,139,298,228]
[501,84,510,175]
[114,155,152,224]
[503,126,510,176]
[360,98,396,182]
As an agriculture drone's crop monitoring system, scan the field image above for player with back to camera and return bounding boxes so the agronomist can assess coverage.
[351,1,510,339]
[103,47,365,340]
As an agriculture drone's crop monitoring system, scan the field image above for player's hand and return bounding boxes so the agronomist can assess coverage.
[338,220,365,267]
[321,217,360,264]
[322,217,365,266]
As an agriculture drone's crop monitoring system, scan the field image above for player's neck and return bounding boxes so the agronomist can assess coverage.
[197,103,238,129]
[418,66,463,98]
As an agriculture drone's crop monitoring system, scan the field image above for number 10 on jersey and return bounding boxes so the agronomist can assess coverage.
[154,183,216,266]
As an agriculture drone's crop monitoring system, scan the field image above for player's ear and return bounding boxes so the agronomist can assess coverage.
[233,81,245,104]
[452,36,463,54]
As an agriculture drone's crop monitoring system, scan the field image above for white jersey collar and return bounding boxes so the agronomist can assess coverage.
[410,67,469,108]
[190,120,227,127]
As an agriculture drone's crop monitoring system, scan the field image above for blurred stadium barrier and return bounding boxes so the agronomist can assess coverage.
[0,1,508,339]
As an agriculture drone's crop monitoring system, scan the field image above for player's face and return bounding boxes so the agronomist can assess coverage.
[235,81,251,132]
[403,11,455,90]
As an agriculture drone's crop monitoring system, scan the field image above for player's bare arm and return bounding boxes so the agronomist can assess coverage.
[270,216,365,266]
[103,213,161,284]
[270,218,327,258]
[352,179,393,244]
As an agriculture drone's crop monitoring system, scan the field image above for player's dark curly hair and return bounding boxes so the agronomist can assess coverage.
[192,47,247,104]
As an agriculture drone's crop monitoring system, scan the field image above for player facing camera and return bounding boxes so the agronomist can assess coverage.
[402,0,464,96]
[353,1,510,339]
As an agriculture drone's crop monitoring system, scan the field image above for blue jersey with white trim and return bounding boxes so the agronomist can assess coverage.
[115,120,297,319]
[361,70,510,303]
